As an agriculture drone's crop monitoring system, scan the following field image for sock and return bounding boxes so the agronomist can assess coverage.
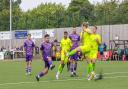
[68,49,77,56]
[72,63,75,73]
[28,67,32,73]
[38,72,44,78]
[25,67,28,73]
[87,64,90,75]
[87,63,93,75]
[48,60,53,67]
[58,64,65,74]
[70,63,74,74]
[89,63,93,73]
[93,63,95,71]
[74,62,77,72]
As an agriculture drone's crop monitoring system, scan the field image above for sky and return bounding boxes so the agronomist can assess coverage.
[20,0,103,12]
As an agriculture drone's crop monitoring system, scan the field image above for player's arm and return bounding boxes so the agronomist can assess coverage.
[40,44,44,56]
[96,35,101,45]
[80,32,84,44]
[78,35,81,45]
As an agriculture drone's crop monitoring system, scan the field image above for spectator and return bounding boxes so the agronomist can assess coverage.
[35,46,39,55]
[0,46,5,51]
[115,34,119,47]
[117,47,121,61]
[98,44,104,60]
[113,47,118,61]
[103,42,107,51]
[124,46,128,60]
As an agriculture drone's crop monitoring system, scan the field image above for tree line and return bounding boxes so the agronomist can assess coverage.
[0,0,128,31]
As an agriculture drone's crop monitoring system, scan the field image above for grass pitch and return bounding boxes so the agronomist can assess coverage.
[0,60,128,89]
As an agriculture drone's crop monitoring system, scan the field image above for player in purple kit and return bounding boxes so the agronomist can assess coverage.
[69,27,80,77]
[24,34,35,75]
[36,34,55,81]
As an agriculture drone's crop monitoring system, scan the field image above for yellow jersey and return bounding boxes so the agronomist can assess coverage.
[90,34,101,50]
[60,38,72,53]
[80,28,91,46]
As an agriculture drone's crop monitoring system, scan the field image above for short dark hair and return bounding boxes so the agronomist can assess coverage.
[82,22,88,28]
[28,34,31,36]
[44,34,49,38]
[64,31,68,34]
[94,26,97,29]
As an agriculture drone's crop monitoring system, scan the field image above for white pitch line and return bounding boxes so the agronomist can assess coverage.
[102,72,128,75]
[0,75,128,86]
[104,76,128,79]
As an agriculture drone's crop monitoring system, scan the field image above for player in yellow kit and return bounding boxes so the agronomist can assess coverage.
[56,31,72,79]
[88,26,101,80]
[66,22,94,80]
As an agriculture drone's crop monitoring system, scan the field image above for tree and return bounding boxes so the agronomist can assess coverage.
[67,0,94,26]
[0,0,22,31]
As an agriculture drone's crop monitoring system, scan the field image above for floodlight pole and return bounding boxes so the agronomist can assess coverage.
[10,0,12,50]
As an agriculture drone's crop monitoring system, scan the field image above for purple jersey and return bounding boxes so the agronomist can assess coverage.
[40,42,53,61]
[24,39,35,55]
[69,33,80,50]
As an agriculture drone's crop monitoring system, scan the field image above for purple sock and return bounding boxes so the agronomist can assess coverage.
[74,63,77,72]
[38,72,44,78]
[48,60,53,66]
[28,67,32,73]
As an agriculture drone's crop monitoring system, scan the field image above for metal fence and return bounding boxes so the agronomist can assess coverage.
[0,24,128,50]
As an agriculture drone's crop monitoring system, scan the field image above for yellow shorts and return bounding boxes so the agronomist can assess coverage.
[61,51,69,64]
[80,45,91,54]
[89,50,98,60]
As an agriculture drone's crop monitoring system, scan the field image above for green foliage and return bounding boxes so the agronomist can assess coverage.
[0,0,128,31]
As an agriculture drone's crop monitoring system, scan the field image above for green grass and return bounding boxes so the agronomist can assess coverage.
[0,60,128,89]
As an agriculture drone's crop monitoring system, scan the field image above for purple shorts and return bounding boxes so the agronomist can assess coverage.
[70,54,78,61]
[44,61,50,69]
[26,55,33,62]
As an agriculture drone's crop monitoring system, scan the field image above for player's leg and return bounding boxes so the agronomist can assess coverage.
[67,47,81,57]
[69,58,74,77]
[73,60,78,76]
[36,61,49,81]
[56,53,65,79]
[25,55,32,75]
[67,60,70,71]
[36,68,49,81]
[25,55,29,75]
[25,61,29,75]
[47,57,55,70]
[88,51,98,80]
[27,55,33,75]
[72,54,78,76]
[86,56,93,78]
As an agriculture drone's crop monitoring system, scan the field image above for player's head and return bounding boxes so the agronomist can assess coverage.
[72,27,76,34]
[82,22,89,29]
[44,34,50,43]
[64,31,68,39]
[27,34,31,40]
[93,26,97,34]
